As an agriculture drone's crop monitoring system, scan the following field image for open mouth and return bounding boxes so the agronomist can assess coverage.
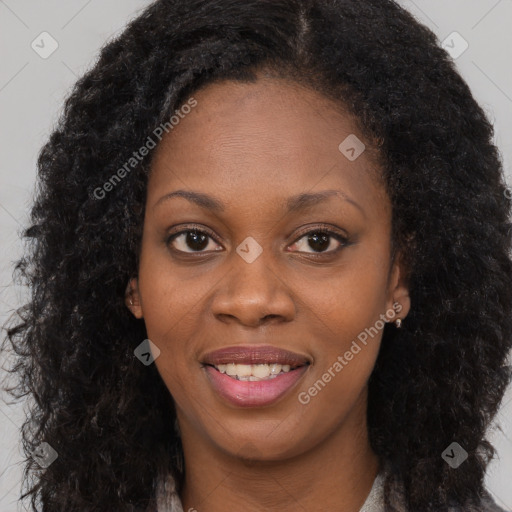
[205,362,310,381]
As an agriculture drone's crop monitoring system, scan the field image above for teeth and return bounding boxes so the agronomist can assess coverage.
[214,362,298,380]
[252,364,270,378]
[225,363,237,376]
[270,364,282,375]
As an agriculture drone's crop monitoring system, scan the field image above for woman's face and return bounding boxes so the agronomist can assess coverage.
[127,75,410,461]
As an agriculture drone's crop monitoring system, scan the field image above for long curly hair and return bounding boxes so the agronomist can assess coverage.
[2,0,511,510]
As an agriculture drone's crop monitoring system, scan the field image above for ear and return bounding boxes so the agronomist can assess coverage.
[125,277,144,319]
[386,252,411,322]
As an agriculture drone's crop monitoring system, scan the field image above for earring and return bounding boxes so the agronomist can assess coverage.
[395,318,402,328]
[129,298,134,306]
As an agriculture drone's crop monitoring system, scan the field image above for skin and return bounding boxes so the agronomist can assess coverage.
[126,73,411,512]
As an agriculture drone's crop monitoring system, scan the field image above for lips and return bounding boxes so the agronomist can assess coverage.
[201,345,311,407]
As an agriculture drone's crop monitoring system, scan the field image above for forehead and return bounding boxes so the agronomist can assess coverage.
[147,76,389,219]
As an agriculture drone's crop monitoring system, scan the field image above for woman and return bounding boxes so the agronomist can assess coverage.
[3,0,511,511]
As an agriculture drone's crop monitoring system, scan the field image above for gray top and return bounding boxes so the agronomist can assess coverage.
[155,469,386,512]
[155,467,509,512]
[360,470,385,512]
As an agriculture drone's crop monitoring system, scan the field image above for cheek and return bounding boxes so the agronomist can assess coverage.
[137,245,207,335]
[294,248,390,400]
[139,265,202,411]
[297,249,391,338]
[136,250,211,393]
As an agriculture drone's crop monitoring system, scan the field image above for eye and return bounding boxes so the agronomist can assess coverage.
[165,224,350,256]
[166,226,222,254]
[288,226,349,255]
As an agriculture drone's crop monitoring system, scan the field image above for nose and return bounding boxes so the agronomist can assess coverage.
[211,250,296,327]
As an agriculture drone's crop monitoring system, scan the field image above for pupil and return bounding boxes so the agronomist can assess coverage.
[187,230,208,251]
[308,233,329,252]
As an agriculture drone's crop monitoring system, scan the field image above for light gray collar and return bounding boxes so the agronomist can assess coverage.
[157,468,386,512]
[359,470,385,512]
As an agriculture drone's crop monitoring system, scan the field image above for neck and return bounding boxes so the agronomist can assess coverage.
[178,394,380,512]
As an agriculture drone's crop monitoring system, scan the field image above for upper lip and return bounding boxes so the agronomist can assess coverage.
[202,345,311,367]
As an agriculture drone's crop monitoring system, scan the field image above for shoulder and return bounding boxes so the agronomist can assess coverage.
[471,493,510,512]
[447,489,510,512]
[445,490,510,512]
[375,467,510,512]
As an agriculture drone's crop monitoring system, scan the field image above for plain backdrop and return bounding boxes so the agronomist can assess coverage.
[1,1,511,510]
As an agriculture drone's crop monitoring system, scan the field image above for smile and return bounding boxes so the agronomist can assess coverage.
[210,362,300,381]
[201,345,311,407]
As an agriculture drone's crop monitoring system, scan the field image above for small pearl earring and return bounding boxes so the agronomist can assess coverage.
[395,318,402,328]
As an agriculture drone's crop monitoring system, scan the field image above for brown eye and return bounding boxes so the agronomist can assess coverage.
[289,228,349,255]
[166,228,222,253]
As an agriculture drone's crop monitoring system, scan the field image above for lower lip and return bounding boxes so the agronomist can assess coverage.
[204,365,309,408]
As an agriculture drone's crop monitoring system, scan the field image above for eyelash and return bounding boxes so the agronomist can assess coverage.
[165,223,350,258]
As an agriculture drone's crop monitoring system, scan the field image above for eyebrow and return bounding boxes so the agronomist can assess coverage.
[153,189,365,216]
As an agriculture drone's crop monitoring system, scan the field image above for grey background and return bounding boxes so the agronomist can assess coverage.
[1,1,511,510]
